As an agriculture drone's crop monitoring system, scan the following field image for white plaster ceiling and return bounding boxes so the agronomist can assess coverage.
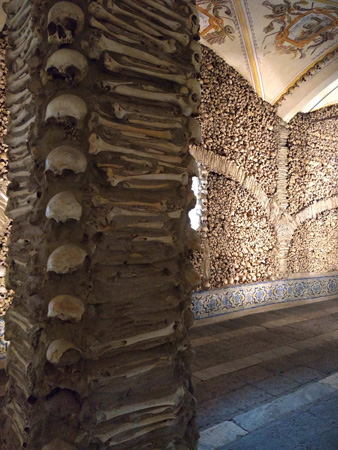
[277,53,338,120]
[305,80,338,111]
[197,0,338,120]
[0,1,336,121]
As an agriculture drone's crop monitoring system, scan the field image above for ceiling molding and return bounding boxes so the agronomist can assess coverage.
[277,57,338,121]
[0,1,337,118]
[274,46,338,105]
[198,0,338,114]
[233,0,264,98]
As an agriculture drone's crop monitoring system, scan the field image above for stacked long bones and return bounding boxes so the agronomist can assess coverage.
[4,0,201,449]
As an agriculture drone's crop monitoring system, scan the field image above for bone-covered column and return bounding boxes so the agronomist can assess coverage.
[2,0,201,449]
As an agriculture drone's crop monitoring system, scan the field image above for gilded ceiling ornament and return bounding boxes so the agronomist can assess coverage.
[262,1,338,59]
[197,0,237,44]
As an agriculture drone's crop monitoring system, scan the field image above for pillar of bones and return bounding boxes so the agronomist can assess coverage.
[2,0,201,448]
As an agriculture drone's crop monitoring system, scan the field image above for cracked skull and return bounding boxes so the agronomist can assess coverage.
[47,1,85,45]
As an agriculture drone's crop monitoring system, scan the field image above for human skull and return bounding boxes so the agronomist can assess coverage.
[48,295,85,322]
[46,389,81,418]
[186,78,201,116]
[46,339,82,366]
[45,146,87,175]
[190,40,202,73]
[47,2,85,46]
[274,4,288,15]
[46,191,82,223]
[47,245,87,274]
[225,25,235,35]
[46,49,88,83]
[45,94,88,129]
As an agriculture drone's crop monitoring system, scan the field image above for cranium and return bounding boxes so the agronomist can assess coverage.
[48,295,85,322]
[274,4,289,15]
[45,145,87,175]
[46,49,88,83]
[46,191,82,222]
[47,245,87,274]
[47,1,85,46]
[46,339,82,366]
[45,94,88,128]
[224,25,235,35]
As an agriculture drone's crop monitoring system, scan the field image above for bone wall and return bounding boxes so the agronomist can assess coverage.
[287,105,338,215]
[196,46,278,197]
[286,105,338,273]
[191,48,338,291]
[206,174,278,288]
[288,209,338,274]
[191,46,279,290]
[2,1,200,449]
[0,34,10,317]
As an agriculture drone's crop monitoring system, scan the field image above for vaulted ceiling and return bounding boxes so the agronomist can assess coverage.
[197,0,338,121]
[0,1,337,121]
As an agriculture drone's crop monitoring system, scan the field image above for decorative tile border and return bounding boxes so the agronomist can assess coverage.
[0,274,337,360]
[192,275,338,320]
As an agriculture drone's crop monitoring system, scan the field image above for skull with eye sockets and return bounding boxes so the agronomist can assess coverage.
[47,1,85,45]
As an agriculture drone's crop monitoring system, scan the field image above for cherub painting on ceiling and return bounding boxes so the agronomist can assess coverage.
[196,1,237,45]
[262,1,338,59]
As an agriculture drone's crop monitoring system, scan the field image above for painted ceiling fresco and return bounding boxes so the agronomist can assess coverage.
[197,0,338,114]
[0,1,336,119]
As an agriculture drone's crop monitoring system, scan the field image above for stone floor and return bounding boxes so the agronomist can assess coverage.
[192,298,338,449]
[1,299,338,448]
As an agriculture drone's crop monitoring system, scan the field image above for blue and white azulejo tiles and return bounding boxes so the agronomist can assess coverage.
[192,275,338,320]
[0,274,338,361]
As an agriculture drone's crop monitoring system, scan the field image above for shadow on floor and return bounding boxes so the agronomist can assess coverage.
[191,298,338,448]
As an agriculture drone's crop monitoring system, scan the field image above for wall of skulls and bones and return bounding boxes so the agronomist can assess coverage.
[190,46,338,293]
[0,4,337,354]
[0,39,338,311]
